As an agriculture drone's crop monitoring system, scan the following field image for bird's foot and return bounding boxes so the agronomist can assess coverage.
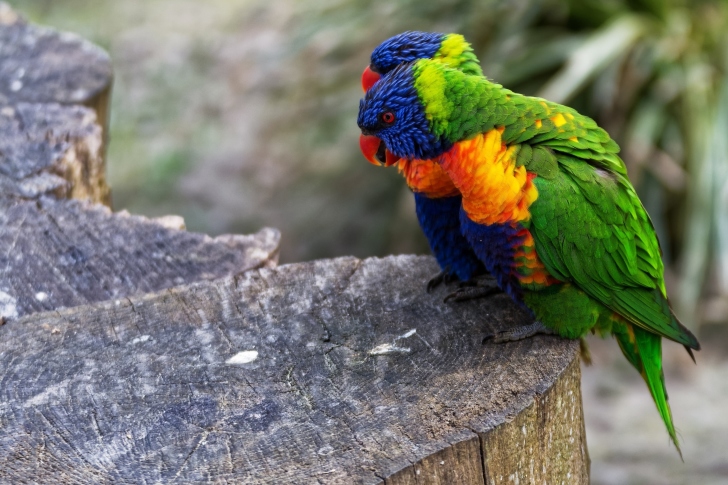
[444,274,502,303]
[444,285,502,303]
[426,268,457,293]
[457,273,498,288]
[483,321,555,344]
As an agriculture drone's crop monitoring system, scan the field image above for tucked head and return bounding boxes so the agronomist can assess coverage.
[362,31,482,91]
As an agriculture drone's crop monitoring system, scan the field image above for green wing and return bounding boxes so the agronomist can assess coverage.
[524,148,699,350]
[424,65,697,348]
[500,92,627,177]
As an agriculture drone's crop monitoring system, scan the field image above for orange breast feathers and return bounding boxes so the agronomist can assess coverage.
[514,228,560,287]
[439,128,538,225]
[396,158,460,198]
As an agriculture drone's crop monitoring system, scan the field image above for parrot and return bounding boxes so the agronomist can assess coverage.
[361,31,496,298]
[357,57,700,454]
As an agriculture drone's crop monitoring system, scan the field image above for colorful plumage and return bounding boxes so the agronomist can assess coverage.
[357,56,700,454]
[362,32,486,285]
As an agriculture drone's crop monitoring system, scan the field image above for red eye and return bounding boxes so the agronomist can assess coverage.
[381,111,395,124]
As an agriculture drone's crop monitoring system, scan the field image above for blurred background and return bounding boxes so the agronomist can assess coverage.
[16,0,728,483]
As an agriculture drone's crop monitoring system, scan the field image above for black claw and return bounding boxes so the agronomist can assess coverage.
[443,271,459,285]
[429,271,503,300]
[444,285,502,304]
[426,267,453,293]
[426,273,444,293]
[456,273,499,289]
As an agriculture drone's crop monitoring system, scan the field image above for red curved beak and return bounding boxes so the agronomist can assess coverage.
[359,134,401,167]
[361,65,381,92]
[360,134,384,166]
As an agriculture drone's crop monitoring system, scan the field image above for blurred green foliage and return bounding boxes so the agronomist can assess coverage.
[18,0,728,327]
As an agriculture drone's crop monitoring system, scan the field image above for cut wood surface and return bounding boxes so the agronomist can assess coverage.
[0,256,587,484]
[0,196,279,321]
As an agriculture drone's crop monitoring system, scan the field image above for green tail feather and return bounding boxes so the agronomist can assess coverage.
[613,322,681,457]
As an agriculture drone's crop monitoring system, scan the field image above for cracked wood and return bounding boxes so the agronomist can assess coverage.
[0,8,281,324]
[0,2,112,145]
[0,102,280,323]
[0,256,588,484]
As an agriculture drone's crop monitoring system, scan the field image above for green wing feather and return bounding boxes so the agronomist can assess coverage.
[613,321,681,454]
[523,148,699,350]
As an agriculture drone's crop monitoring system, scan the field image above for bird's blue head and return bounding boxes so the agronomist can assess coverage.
[371,32,444,74]
[362,32,444,92]
[362,31,482,91]
[357,61,452,165]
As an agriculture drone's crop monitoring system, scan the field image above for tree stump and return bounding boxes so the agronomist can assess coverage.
[0,2,113,156]
[0,6,590,484]
[0,6,280,322]
[0,101,279,322]
[0,256,588,484]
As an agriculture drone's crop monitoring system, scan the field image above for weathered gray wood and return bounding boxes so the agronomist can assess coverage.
[0,3,113,141]
[0,197,279,321]
[0,102,109,203]
[0,101,279,323]
[0,255,586,484]
[481,357,589,484]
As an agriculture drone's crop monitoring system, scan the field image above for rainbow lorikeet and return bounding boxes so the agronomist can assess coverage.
[357,57,700,453]
[361,32,496,298]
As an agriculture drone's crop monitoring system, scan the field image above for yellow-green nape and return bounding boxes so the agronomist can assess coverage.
[412,59,452,137]
[435,33,483,77]
[436,34,468,66]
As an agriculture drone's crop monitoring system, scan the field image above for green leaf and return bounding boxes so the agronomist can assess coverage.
[538,14,649,103]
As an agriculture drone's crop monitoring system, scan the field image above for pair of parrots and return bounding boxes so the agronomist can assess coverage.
[357,31,699,454]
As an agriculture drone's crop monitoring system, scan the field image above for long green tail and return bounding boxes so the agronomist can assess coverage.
[613,322,681,457]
